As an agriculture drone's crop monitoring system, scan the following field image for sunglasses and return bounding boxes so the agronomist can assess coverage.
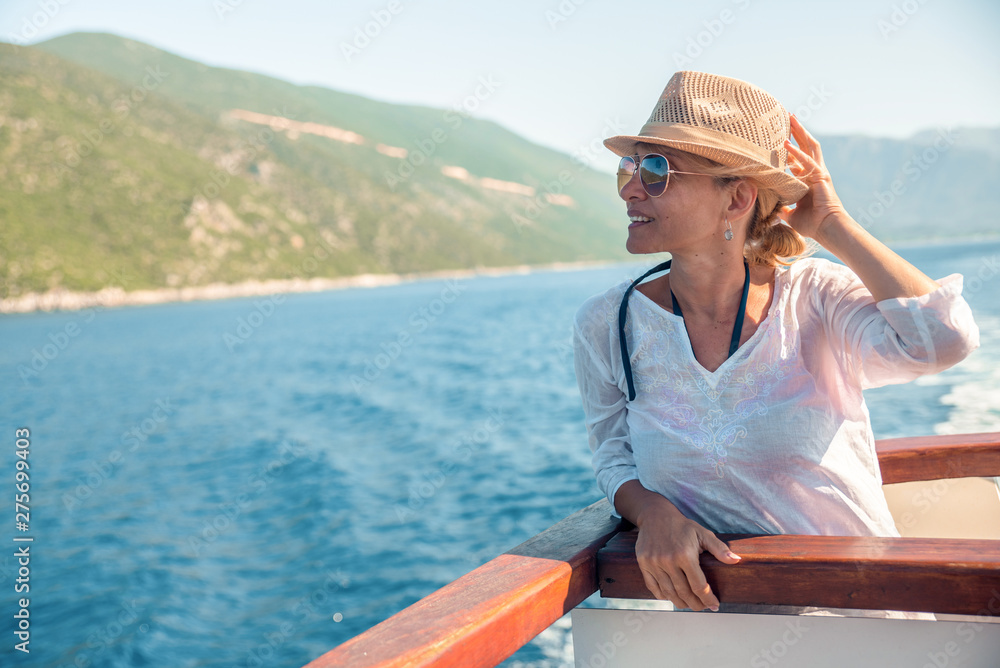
[617,153,715,197]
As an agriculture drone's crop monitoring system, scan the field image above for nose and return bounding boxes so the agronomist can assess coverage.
[618,167,647,201]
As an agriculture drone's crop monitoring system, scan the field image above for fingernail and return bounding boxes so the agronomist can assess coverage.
[709,605,719,612]
[727,552,741,561]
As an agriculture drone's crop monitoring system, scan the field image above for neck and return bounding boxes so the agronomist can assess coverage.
[668,250,748,319]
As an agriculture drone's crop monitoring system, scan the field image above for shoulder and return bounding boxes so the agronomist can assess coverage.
[573,279,635,379]
[784,256,856,284]
[574,280,630,341]
[782,257,865,299]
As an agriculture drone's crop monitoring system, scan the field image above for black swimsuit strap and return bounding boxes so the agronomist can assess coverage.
[618,260,672,401]
[619,260,750,401]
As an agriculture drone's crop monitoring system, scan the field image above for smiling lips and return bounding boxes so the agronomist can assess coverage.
[628,214,653,228]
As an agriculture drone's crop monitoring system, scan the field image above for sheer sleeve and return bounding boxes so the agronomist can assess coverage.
[810,261,980,390]
[573,292,637,514]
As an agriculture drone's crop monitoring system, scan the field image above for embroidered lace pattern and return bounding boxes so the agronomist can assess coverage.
[573,258,979,537]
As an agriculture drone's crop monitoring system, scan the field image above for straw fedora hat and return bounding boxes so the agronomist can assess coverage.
[604,71,809,204]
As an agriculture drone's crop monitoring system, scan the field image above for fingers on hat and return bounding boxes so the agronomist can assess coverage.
[784,141,810,161]
[789,118,821,153]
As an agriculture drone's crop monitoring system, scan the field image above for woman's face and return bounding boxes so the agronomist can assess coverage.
[619,145,729,256]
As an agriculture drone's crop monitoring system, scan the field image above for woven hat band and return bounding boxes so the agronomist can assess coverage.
[636,122,785,170]
[604,71,808,203]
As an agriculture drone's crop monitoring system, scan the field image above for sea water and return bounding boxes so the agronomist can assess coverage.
[0,239,998,667]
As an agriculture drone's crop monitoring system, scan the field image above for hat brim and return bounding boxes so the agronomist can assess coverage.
[604,128,809,205]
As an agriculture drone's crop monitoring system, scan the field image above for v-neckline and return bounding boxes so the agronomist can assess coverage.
[630,266,785,379]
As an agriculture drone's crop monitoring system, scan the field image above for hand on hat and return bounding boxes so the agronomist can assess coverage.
[780,115,849,244]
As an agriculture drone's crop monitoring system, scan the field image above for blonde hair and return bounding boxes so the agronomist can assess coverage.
[649,147,813,267]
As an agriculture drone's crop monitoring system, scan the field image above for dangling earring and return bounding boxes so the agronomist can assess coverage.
[724,218,733,241]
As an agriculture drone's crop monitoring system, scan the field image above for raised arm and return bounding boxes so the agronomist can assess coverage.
[782,115,939,301]
[781,116,978,387]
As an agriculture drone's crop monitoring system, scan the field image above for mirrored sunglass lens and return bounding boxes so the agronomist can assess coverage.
[617,156,637,193]
[639,155,669,196]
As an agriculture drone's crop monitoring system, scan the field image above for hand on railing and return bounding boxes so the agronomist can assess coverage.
[620,481,742,612]
[635,511,742,611]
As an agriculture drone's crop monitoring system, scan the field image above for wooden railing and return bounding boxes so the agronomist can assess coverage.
[305,501,623,667]
[599,531,1000,614]
[875,431,1000,484]
[304,432,1000,667]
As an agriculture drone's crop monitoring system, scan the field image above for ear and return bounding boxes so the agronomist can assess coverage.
[726,180,757,223]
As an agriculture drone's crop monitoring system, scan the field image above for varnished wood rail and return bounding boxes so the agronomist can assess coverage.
[598,530,1000,615]
[875,431,1000,484]
[304,432,1000,666]
[597,431,1000,612]
[304,500,622,668]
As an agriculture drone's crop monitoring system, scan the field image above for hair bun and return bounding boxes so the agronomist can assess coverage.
[745,201,808,266]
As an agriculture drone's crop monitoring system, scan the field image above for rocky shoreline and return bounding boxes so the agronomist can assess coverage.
[0,261,618,314]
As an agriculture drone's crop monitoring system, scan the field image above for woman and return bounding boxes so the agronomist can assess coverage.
[572,71,979,614]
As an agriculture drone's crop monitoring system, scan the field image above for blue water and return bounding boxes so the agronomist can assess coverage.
[1,239,998,667]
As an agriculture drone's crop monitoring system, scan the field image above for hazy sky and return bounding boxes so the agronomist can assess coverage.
[3,0,998,173]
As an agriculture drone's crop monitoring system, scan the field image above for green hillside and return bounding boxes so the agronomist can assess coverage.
[36,32,544,185]
[3,32,998,301]
[0,33,628,299]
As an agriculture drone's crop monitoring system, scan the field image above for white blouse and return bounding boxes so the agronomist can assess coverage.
[573,258,980,537]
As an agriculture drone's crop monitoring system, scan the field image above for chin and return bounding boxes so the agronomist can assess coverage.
[625,236,658,255]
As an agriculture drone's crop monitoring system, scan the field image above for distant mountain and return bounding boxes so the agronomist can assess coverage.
[819,129,1000,241]
[1,32,997,300]
[0,32,627,299]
